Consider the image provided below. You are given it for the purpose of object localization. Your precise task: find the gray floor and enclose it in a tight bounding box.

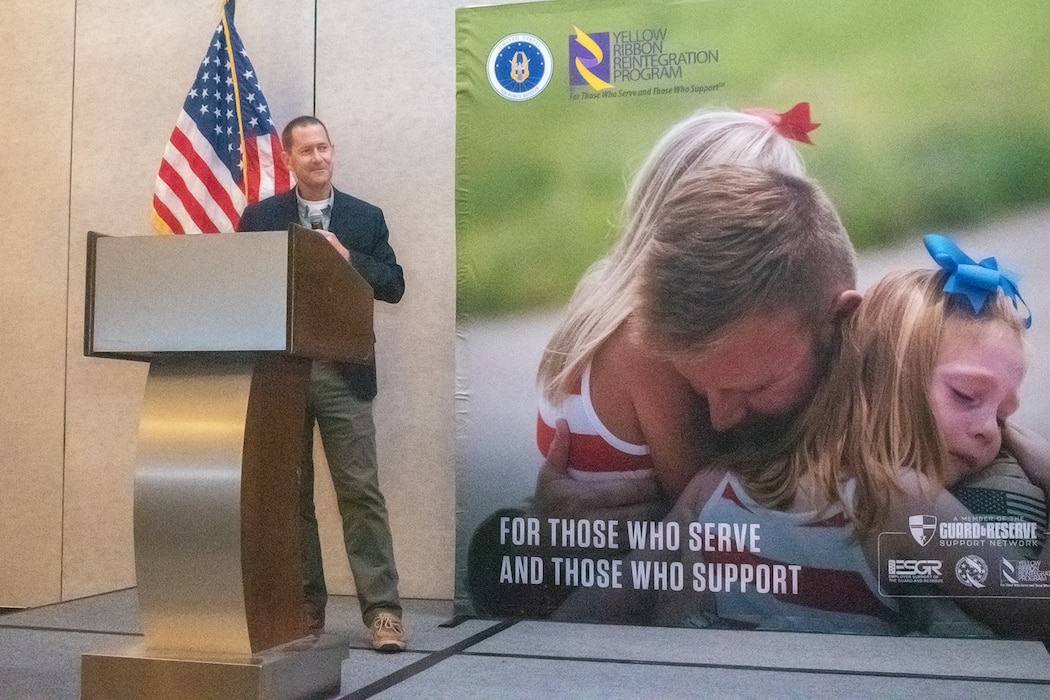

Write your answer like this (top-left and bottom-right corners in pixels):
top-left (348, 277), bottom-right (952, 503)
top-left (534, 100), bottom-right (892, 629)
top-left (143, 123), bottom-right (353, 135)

top-left (2, 590), bottom-right (1050, 698)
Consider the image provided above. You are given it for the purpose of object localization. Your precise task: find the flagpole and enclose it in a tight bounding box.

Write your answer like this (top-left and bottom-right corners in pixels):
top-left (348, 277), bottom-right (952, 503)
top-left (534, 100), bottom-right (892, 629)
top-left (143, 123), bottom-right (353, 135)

top-left (313, 0), bottom-right (318, 116)
top-left (221, 0), bottom-right (249, 198)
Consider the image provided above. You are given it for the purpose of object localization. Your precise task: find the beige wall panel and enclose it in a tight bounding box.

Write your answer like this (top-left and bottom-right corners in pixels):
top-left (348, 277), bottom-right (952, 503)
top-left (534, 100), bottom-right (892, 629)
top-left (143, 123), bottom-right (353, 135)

top-left (3, 0), bottom-right (462, 607)
top-left (62, 0), bottom-right (314, 600)
top-left (0, 1), bottom-right (76, 607)
top-left (309, 0), bottom-right (461, 601)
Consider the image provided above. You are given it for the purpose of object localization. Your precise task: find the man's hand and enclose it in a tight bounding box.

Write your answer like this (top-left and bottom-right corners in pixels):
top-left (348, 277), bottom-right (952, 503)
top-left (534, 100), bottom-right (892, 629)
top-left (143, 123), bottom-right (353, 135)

top-left (1004, 422), bottom-right (1050, 493)
top-left (532, 420), bottom-right (667, 523)
top-left (317, 229), bottom-right (350, 262)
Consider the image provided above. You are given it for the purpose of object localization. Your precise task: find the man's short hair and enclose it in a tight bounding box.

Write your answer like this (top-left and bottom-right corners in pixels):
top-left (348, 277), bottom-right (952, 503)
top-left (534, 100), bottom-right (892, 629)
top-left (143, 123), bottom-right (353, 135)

top-left (281, 115), bottom-right (330, 151)
top-left (636, 163), bottom-right (856, 354)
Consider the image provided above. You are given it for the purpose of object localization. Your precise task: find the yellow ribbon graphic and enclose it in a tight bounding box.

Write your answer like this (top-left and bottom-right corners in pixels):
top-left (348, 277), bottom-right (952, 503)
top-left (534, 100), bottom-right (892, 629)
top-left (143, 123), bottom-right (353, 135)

top-left (573, 27), bottom-right (613, 91)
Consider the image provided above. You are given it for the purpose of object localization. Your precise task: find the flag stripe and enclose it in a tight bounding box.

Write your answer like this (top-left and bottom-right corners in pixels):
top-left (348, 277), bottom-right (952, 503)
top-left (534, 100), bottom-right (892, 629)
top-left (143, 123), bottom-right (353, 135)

top-left (168, 119), bottom-right (241, 224)
top-left (244, 136), bottom-right (262, 203)
top-left (270, 133), bottom-right (290, 192)
top-left (156, 129), bottom-right (237, 233)
top-left (151, 194), bottom-right (180, 234)
top-left (157, 158), bottom-right (222, 233)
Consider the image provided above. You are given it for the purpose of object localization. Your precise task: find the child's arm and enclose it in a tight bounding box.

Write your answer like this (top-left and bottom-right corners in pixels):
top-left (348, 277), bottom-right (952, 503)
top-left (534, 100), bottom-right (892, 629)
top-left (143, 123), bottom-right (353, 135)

top-left (633, 363), bottom-right (708, 500)
top-left (589, 323), bottom-right (708, 500)
top-left (532, 323), bottom-right (712, 521)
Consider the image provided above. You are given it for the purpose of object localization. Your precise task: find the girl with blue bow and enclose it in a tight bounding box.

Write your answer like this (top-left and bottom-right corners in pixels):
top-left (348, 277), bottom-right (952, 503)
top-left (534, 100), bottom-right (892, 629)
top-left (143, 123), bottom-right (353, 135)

top-left (714, 233), bottom-right (1048, 636)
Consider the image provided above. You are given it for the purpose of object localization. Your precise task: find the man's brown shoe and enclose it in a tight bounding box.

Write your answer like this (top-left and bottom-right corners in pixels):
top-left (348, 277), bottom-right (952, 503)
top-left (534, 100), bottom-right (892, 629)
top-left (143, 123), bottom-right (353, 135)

top-left (369, 611), bottom-right (406, 652)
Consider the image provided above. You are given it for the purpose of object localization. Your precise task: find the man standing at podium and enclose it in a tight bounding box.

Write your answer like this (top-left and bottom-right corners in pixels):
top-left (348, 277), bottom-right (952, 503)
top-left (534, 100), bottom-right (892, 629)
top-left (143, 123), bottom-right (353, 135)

top-left (238, 115), bottom-right (407, 652)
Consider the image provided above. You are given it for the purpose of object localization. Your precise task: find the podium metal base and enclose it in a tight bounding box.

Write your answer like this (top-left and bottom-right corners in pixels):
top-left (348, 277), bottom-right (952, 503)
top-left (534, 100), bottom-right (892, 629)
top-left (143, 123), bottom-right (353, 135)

top-left (81, 634), bottom-right (349, 700)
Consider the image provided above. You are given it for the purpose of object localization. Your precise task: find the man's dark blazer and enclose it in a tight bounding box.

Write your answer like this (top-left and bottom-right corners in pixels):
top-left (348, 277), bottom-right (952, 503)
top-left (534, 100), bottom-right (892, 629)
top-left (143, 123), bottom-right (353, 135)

top-left (238, 188), bottom-right (405, 400)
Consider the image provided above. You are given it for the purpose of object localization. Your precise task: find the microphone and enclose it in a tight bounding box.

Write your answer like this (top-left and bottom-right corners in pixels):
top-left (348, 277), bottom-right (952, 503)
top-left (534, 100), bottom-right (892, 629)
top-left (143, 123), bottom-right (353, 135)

top-left (308, 213), bottom-right (324, 230)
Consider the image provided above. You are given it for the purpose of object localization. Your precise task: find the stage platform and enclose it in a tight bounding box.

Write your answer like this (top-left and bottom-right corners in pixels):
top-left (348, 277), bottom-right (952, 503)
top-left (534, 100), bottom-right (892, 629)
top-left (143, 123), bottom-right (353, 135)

top-left (2, 589), bottom-right (1049, 698)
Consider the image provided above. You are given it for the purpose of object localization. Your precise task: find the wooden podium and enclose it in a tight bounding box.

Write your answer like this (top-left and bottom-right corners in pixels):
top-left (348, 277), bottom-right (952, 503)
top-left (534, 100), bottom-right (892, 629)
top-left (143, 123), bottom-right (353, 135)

top-left (80, 226), bottom-right (373, 699)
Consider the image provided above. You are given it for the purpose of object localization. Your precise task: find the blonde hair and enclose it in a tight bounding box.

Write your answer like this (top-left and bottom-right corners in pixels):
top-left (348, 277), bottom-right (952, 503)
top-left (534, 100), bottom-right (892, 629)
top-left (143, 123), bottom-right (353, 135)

top-left (538, 107), bottom-right (809, 401)
top-left (755, 268), bottom-right (1028, 536)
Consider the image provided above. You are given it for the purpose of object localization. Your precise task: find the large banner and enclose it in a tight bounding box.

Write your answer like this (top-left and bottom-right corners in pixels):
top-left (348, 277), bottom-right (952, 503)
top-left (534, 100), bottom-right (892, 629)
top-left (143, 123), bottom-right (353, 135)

top-left (455, 0), bottom-right (1050, 638)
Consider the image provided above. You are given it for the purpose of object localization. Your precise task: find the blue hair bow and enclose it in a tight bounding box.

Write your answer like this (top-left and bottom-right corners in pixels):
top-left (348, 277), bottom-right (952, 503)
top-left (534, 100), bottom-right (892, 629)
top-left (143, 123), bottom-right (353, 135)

top-left (923, 233), bottom-right (1031, 328)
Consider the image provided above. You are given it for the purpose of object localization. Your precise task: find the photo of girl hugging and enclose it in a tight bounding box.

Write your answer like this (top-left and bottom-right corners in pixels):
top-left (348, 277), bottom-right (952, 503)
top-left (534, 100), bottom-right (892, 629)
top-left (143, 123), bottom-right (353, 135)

top-left (557, 234), bottom-right (1049, 638)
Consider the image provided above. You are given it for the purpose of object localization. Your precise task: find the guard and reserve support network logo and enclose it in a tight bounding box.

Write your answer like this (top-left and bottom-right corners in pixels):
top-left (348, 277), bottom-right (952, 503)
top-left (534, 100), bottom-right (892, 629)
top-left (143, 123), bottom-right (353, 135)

top-left (487, 33), bottom-right (553, 101)
top-left (909, 514), bottom-right (937, 547)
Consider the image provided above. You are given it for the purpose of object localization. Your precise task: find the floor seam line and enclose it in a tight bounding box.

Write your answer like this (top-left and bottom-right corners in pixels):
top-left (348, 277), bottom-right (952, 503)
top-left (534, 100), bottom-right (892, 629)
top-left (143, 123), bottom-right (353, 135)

top-left (458, 649), bottom-right (1050, 684)
top-left (0, 624), bottom-right (142, 637)
top-left (338, 618), bottom-right (519, 699)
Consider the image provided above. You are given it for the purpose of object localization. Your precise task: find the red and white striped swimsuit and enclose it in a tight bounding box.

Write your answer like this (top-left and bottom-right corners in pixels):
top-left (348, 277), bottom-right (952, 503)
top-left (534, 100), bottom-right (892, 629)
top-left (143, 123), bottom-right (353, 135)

top-left (537, 364), bottom-right (653, 480)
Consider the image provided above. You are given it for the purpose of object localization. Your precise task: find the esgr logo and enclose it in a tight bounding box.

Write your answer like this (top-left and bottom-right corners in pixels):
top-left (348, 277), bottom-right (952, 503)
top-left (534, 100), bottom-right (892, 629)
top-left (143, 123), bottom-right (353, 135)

top-left (487, 34), bottom-right (553, 101)
top-left (888, 560), bottom-right (942, 577)
top-left (887, 559), bottom-right (943, 584)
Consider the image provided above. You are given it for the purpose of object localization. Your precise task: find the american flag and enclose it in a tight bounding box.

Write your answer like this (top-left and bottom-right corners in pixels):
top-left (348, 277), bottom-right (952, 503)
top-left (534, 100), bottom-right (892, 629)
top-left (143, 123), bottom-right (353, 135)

top-left (151, 0), bottom-right (290, 234)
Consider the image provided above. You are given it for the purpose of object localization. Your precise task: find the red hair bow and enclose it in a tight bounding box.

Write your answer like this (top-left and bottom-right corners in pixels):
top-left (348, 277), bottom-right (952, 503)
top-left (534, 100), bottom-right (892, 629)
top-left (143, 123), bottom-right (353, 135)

top-left (743, 102), bottom-right (820, 144)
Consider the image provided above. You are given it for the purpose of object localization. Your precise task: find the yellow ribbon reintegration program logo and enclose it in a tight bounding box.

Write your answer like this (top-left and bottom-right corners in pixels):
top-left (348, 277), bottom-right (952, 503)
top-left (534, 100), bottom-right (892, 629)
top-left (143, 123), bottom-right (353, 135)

top-left (573, 26), bottom-right (613, 91)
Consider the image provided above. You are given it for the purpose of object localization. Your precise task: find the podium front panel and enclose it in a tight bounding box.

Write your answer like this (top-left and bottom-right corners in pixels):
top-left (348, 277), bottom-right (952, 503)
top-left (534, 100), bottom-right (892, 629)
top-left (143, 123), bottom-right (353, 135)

top-left (90, 232), bottom-right (290, 354)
